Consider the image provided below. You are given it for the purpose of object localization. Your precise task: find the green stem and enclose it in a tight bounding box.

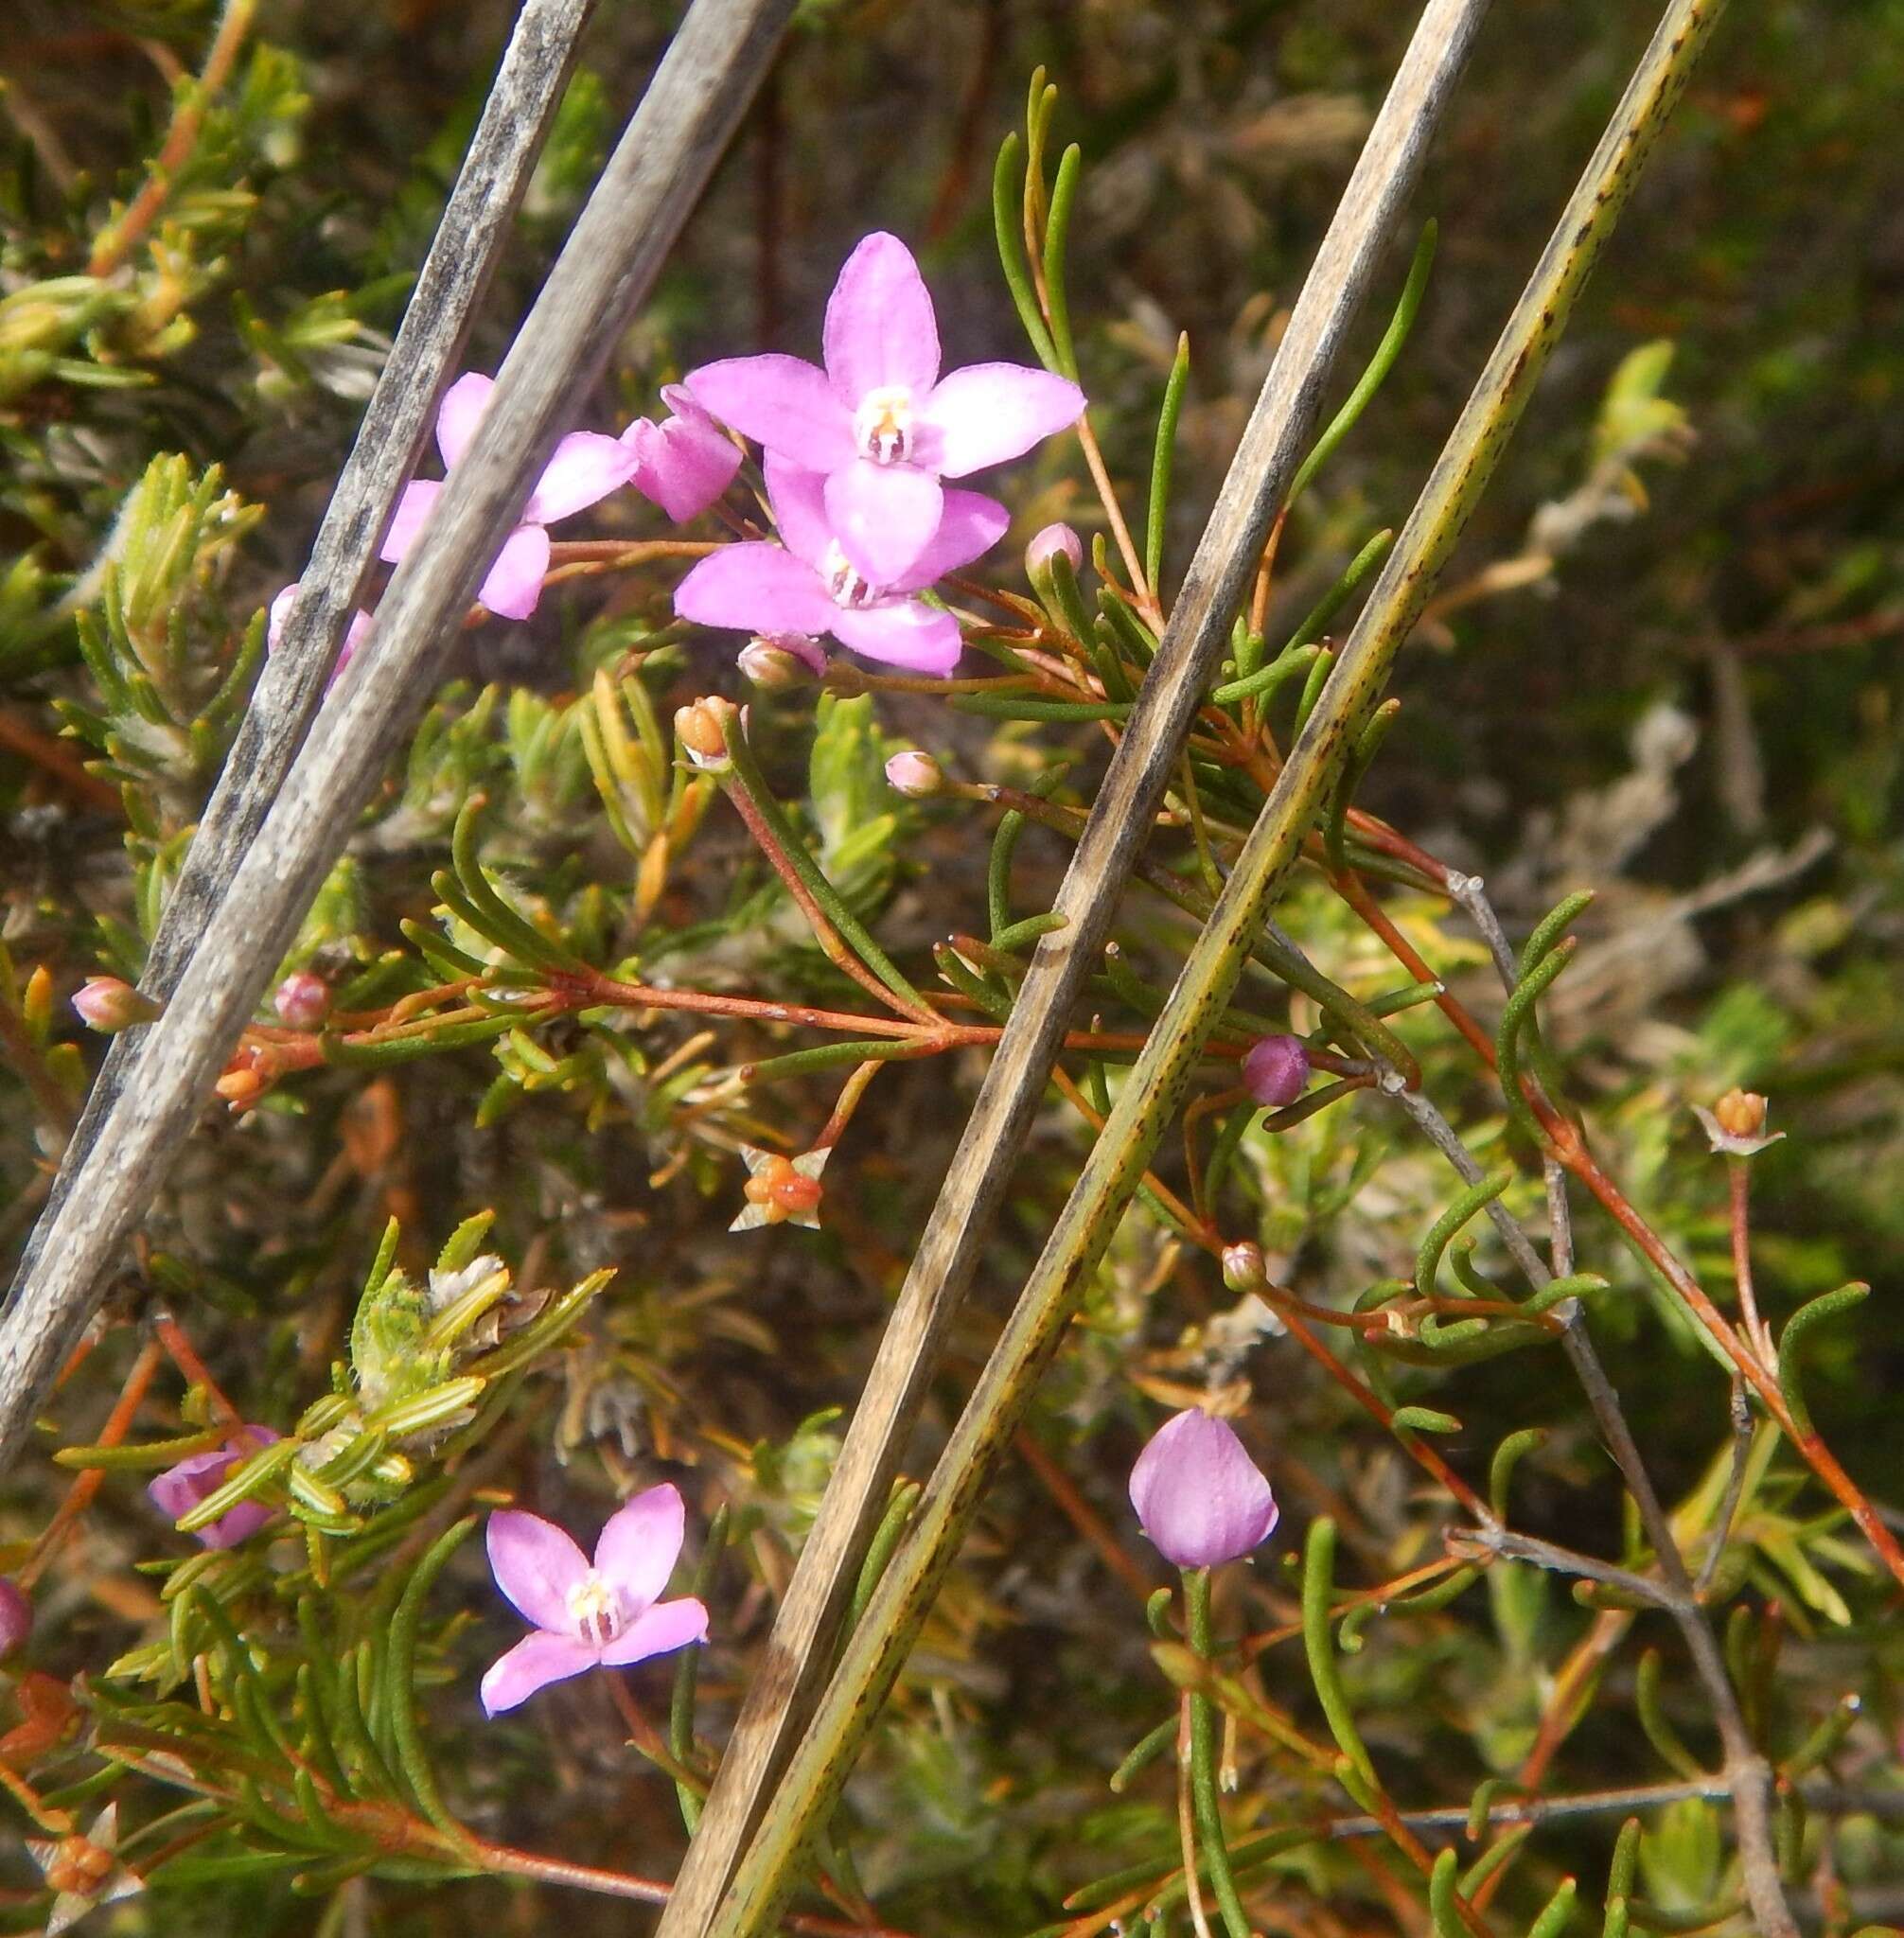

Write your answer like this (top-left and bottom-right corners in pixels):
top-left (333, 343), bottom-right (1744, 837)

top-left (1184, 1567), bottom-right (1252, 1938)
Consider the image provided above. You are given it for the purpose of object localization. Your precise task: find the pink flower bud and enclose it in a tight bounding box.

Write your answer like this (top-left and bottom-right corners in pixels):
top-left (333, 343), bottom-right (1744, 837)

top-left (273, 972), bottom-right (329, 1029)
top-left (148, 1426), bottom-right (283, 1549)
top-left (739, 634), bottom-right (825, 689)
top-left (1130, 1409), bottom-right (1278, 1570)
top-left (885, 750), bottom-right (943, 799)
top-left (72, 977), bottom-right (159, 1033)
top-left (1221, 1241), bottom-right (1266, 1293)
top-left (1027, 522), bottom-right (1084, 577)
top-left (0, 1579), bottom-right (31, 1658)
top-left (1243, 1034), bottom-right (1310, 1108)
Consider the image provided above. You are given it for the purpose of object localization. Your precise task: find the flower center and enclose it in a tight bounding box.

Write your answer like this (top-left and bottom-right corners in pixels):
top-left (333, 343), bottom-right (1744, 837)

top-left (821, 542), bottom-right (881, 609)
top-left (853, 384), bottom-right (915, 465)
top-left (566, 1571), bottom-right (626, 1647)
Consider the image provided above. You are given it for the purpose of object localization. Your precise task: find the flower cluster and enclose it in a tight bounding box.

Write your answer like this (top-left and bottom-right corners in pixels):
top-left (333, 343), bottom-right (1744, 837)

top-left (675, 232), bottom-right (1084, 676)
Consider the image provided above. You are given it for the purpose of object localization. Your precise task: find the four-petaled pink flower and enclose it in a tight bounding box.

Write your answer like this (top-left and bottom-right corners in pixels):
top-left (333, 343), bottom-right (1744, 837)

top-left (380, 372), bottom-right (635, 622)
top-left (674, 455), bottom-right (1006, 676)
top-left (1129, 1409), bottom-right (1278, 1570)
top-left (622, 385), bottom-right (744, 522)
top-left (148, 1425), bottom-right (282, 1550)
top-left (481, 1485), bottom-right (709, 1716)
top-left (686, 232), bottom-right (1084, 584)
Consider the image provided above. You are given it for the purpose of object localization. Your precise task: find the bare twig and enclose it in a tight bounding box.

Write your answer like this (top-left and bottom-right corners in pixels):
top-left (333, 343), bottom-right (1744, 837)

top-left (0, 0), bottom-right (794, 1470)
top-left (650, 12), bottom-right (1492, 1932)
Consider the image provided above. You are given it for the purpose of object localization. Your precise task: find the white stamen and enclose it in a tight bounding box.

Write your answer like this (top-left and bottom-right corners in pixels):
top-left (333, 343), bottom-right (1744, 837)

top-left (853, 384), bottom-right (915, 465)
top-left (566, 1572), bottom-right (626, 1647)
top-left (821, 542), bottom-right (880, 609)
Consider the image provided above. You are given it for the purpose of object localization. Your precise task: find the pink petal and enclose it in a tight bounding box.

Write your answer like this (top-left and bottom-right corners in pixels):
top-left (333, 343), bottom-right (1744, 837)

top-left (822, 233), bottom-right (939, 402)
top-left (335, 610), bottom-right (373, 679)
top-left (480, 1630), bottom-right (599, 1716)
top-left (527, 432), bottom-right (637, 525)
top-left (436, 372), bottom-right (494, 469)
top-left (148, 1426), bottom-right (282, 1549)
top-left (829, 599), bottom-right (963, 675)
top-left (486, 1509), bottom-right (590, 1633)
top-left (674, 543), bottom-right (837, 637)
top-left (379, 480), bottom-right (441, 565)
top-left (1129, 1410), bottom-right (1278, 1570)
top-left (685, 356), bottom-right (854, 471)
top-left (626, 392), bottom-right (744, 522)
top-left (921, 364), bottom-right (1085, 477)
top-left (478, 523), bottom-right (551, 621)
top-left (761, 455), bottom-right (835, 568)
top-left (823, 460), bottom-right (943, 586)
top-left (888, 486), bottom-right (1010, 592)
top-left (592, 1483), bottom-right (686, 1612)
top-left (598, 1596), bottom-right (709, 1668)
top-left (267, 586), bottom-right (297, 649)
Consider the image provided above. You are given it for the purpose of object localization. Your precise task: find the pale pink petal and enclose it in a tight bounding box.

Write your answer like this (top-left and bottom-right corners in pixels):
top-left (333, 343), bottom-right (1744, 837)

top-left (334, 610), bottom-right (373, 679)
top-left (829, 599), bottom-right (963, 675)
top-left (761, 455), bottom-right (835, 568)
top-left (436, 372), bottom-right (494, 469)
top-left (149, 1426), bottom-right (283, 1550)
top-left (888, 486), bottom-right (1010, 591)
top-left (822, 232), bottom-right (939, 402)
top-left (485, 1509), bottom-right (590, 1633)
top-left (480, 1630), bottom-right (599, 1716)
top-left (267, 586), bottom-right (297, 648)
top-left (921, 364), bottom-right (1085, 476)
top-left (674, 543), bottom-right (837, 637)
top-left (592, 1484), bottom-right (686, 1612)
top-left (379, 480), bottom-right (441, 565)
top-left (526, 432), bottom-right (637, 525)
top-left (1129, 1410), bottom-right (1278, 1569)
top-left (626, 391), bottom-right (744, 521)
top-left (478, 523), bottom-right (551, 621)
top-left (598, 1596), bottom-right (709, 1667)
top-left (823, 460), bottom-right (943, 586)
top-left (685, 356), bottom-right (854, 471)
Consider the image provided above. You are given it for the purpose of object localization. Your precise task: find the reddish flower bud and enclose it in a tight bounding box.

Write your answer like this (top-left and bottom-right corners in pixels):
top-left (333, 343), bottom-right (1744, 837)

top-left (273, 972), bottom-right (329, 1029)
top-left (1027, 522), bottom-right (1084, 577)
top-left (1243, 1034), bottom-right (1310, 1108)
top-left (739, 635), bottom-right (825, 689)
top-left (71, 977), bottom-right (159, 1033)
top-left (0, 1578), bottom-right (31, 1658)
top-left (1221, 1240), bottom-right (1267, 1293)
top-left (884, 750), bottom-right (944, 799)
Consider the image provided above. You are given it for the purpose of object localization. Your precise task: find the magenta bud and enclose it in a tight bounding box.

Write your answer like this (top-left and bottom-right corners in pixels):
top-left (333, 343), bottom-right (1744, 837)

top-left (1221, 1241), bottom-right (1266, 1293)
top-left (72, 977), bottom-right (159, 1033)
top-left (0, 1579), bottom-right (30, 1658)
top-left (148, 1426), bottom-right (284, 1549)
top-left (1027, 522), bottom-right (1084, 577)
top-left (1130, 1409), bottom-right (1278, 1569)
top-left (884, 750), bottom-right (944, 799)
top-left (739, 634), bottom-right (825, 689)
top-left (1243, 1034), bottom-right (1310, 1108)
top-left (273, 972), bottom-right (329, 1030)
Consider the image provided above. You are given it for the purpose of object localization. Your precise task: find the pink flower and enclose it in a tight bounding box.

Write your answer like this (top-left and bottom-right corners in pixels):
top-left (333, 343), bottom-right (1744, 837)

top-left (1243, 1034), bottom-right (1311, 1108)
top-left (379, 372), bottom-right (635, 622)
top-left (674, 454), bottom-right (1006, 676)
top-left (148, 1426), bottom-right (283, 1549)
top-left (622, 384), bottom-right (743, 521)
top-left (481, 1485), bottom-right (709, 1716)
top-left (267, 586), bottom-right (374, 684)
top-left (1129, 1410), bottom-right (1278, 1570)
top-left (685, 233), bottom-right (1084, 583)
